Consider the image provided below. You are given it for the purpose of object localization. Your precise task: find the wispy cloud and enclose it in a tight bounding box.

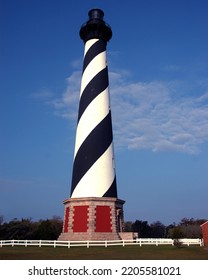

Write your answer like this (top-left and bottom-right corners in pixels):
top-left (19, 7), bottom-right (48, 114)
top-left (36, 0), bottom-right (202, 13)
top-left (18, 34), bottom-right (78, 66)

top-left (109, 73), bottom-right (208, 154)
top-left (39, 67), bottom-right (208, 154)
top-left (31, 88), bottom-right (54, 100)
top-left (51, 71), bottom-right (81, 120)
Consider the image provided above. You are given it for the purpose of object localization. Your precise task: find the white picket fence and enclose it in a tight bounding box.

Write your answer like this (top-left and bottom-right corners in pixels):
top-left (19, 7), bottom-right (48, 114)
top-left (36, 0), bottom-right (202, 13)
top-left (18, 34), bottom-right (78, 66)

top-left (0, 238), bottom-right (203, 248)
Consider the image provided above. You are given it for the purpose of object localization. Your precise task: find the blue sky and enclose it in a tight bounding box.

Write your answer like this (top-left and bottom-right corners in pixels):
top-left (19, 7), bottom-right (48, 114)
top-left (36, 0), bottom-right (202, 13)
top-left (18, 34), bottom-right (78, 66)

top-left (1, 0), bottom-right (207, 225)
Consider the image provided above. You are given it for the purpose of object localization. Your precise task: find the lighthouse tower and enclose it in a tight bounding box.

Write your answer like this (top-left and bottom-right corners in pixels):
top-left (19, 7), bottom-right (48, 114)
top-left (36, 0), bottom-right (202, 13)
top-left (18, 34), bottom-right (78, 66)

top-left (59, 9), bottom-right (125, 241)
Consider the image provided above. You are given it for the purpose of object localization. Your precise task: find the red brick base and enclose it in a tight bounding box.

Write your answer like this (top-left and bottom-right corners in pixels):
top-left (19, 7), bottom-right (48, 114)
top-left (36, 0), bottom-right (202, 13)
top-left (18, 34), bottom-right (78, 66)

top-left (201, 221), bottom-right (208, 246)
top-left (58, 197), bottom-right (125, 241)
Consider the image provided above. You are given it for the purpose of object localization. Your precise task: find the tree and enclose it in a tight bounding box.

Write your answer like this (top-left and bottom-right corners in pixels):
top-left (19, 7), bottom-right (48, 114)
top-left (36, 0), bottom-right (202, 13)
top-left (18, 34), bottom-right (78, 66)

top-left (132, 220), bottom-right (151, 237)
top-left (150, 221), bottom-right (166, 238)
top-left (181, 225), bottom-right (202, 238)
top-left (178, 218), bottom-right (206, 238)
top-left (35, 218), bottom-right (62, 240)
top-left (0, 218), bottom-right (38, 240)
top-left (167, 227), bottom-right (184, 239)
top-left (0, 216), bottom-right (63, 240)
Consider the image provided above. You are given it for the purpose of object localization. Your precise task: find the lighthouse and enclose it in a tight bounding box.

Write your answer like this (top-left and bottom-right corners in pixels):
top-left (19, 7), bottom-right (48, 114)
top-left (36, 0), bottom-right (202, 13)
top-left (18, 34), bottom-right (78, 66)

top-left (59, 9), bottom-right (125, 241)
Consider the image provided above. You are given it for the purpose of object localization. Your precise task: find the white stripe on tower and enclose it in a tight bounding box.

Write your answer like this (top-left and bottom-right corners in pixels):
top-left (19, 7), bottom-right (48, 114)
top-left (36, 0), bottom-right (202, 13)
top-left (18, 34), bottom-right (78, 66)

top-left (80, 40), bottom-right (106, 95)
top-left (74, 88), bottom-right (109, 156)
top-left (70, 9), bottom-right (117, 198)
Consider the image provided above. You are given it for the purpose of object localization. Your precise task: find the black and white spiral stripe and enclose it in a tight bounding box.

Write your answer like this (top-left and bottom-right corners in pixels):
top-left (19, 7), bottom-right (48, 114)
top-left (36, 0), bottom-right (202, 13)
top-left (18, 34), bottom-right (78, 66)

top-left (70, 38), bottom-right (117, 198)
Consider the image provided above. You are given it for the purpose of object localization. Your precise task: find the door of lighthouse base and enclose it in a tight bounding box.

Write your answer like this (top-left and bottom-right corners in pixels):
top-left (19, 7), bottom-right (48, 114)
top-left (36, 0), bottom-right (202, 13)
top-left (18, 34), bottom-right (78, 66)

top-left (58, 197), bottom-right (125, 241)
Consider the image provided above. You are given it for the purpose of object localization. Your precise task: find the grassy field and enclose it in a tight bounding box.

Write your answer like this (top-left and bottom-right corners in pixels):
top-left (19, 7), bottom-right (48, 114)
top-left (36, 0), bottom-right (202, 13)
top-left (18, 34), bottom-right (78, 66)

top-left (0, 245), bottom-right (207, 260)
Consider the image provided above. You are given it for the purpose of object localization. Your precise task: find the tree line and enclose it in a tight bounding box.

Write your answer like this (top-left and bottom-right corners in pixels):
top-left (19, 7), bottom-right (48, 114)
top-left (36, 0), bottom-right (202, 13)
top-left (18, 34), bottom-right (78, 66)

top-left (0, 215), bottom-right (206, 240)
top-left (124, 218), bottom-right (206, 239)
top-left (0, 216), bottom-right (62, 240)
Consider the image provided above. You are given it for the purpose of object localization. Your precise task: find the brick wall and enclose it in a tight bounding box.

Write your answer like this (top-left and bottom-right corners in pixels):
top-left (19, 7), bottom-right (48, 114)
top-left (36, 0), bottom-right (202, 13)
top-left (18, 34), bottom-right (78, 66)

top-left (201, 221), bottom-right (208, 246)
top-left (63, 207), bottom-right (69, 233)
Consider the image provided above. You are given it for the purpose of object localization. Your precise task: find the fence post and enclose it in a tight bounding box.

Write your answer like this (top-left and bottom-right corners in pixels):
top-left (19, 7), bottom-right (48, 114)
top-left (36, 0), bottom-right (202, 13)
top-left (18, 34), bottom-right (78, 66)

top-left (39, 240), bottom-right (41, 247)
top-left (156, 239), bottom-right (158, 246)
top-left (122, 240), bottom-right (125, 247)
top-left (68, 241), bottom-right (70, 248)
top-left (0, 240), bottom-right (2, 247)
top-left (105, 240), bottom-right (107, 248)
top-left (87, 241), bottom-right (89, 248)
top-left (140, 239), bottom-right (142, 247)
top-left (54, 240), bottom-right (56, 248)
top-left (12, 240), bottom-right (14, 247)
top-left (25, 240), bottom-right (27, 247)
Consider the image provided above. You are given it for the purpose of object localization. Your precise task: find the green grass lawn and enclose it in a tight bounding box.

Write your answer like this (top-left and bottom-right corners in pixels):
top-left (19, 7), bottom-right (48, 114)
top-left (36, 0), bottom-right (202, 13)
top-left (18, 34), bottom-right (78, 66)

top-left (0, 245), bottom-right (207, 260)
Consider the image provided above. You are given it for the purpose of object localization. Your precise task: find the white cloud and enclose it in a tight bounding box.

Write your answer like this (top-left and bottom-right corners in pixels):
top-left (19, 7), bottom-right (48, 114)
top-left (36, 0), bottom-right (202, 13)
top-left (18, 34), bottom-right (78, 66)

top-left (50, 71), bottom-right (81, 120)
top-left (49, 69), bottom-right (208, 154)
top-left (31, 89), bottom-right (54, 100)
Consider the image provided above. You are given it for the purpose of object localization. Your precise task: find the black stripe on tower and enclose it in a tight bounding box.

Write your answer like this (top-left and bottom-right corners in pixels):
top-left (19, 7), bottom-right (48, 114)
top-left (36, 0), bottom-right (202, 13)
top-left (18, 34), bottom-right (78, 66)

top-left (78, 67), bottom-right (109, 122)
top-left (71, 112), bottom-right (114, 195)
top-left (82, 40), bottom-right (106, 73)
top-left (103, 177), bottom-right (117, 197)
